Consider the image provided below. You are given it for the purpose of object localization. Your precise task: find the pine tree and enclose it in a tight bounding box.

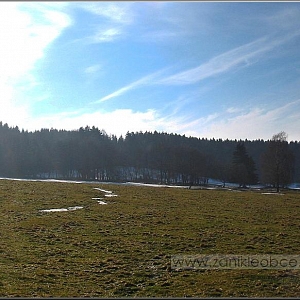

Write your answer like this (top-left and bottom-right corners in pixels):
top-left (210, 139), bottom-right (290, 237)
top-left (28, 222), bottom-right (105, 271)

top-left (231, 142), bottom-right (258, 187)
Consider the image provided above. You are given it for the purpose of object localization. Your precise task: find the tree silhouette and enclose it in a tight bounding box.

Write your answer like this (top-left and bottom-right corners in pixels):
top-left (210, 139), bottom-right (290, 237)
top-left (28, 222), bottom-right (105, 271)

top-left (231, 142), bottom-right (258, 187)
top-left (0, 122), bottom-right (298, 186)
top-left (261, 132), bottom-right (295, 192)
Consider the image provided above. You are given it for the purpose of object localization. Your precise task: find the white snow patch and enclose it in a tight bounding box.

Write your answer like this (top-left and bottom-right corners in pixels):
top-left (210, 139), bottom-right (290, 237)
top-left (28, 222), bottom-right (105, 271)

top-left (67, 206), bottom-right (84, 211)
top-left (40, 208), bottom-right (69, 212)
top-left (43, 179), bottom-right (83, 184)
top-left (288, 183), bottom-right (300, 190)
top-left (0, 177), bottom-right (84, 184)
top-left (125, 182), bottom-right (188, 188)
top-left (93, 188), bottom-right (113, 194)
top-left (261, 193), bottom-right (284, 195)
top-left (2, 177), bottom-right (300, 191)
top-left (40, 206), bottom-right (83, 212)
top-left (0, 177), bottom-right (40, 182)
top-left (91, 197), bottom-right (108, 204)
top-left (97, 201), bottom-right (107, 205)
top-left (93, 187), bottom-right (118, 198)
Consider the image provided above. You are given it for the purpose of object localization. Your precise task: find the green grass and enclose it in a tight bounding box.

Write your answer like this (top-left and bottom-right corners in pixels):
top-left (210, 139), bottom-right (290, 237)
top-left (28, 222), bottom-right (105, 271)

top-left (0, 179), bottom-right (300, 297)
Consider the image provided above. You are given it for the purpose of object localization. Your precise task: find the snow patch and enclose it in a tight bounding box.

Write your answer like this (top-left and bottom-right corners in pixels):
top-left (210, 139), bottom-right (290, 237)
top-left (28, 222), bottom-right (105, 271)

top-left (43, 179), bottom-right (83, 184)
top-left (261, 193), bottom-right (284, 195)
top-left (40, 206), bottom-right (83, 212)
top-left (2, 177), bottom-right (300, 190)
top-left (91, 196), bottom-right (108, 204)
top-left (125, 182), bottom-right (188, 188)
top-left (288, 183), bottom-right (300, 190)
top-left (93, 188), bottom-right (113, 194)
top-left (97, 201), bottom-right (107, 205)
top-left (40, 208), bottom-right (69, 212)
top-left (93, 187), bottom-right (118, 198)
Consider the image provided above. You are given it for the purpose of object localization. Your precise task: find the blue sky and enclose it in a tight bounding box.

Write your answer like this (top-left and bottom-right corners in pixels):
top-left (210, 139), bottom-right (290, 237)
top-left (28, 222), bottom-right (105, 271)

top-left (1, 2), bottom-right (300, 141)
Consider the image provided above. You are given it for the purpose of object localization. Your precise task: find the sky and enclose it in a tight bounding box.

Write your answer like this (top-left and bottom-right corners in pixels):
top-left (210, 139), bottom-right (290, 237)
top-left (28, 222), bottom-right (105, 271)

top-left (1, 1), bottom-right (300, 141)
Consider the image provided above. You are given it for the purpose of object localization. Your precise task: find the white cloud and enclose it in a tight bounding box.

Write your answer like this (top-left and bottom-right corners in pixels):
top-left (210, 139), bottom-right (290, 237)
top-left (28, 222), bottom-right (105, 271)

top-left (122, 99), bottom-right (300, 141)
top-left (0, 83), bottom-right (30, 127)
top-left (10, 96), bottom-right (300, 142)
top-left (226, 107), bottom-right (242, 114)
top-left (78, 2), bottom-right (134, 44)
top-left (22, 108), bottom-right (165, 137)
top-left (0, 3), bottom-right (71, 126)
top-left (90, 27), bottom-right (122, 43)
top-left (199, 100), bottom-right (300, 141)
top-left (0, 3), bottom-right (71, 80)
top-left (84, 64), bottom-right (102, 74)
top-left (136, 2), bottom-right (216, 43)
top-left (158, 113), bottom-right (220, 138)
top-left (80, 2), bottom-right (134, 25)
top-left (94, 67), bottom-right (171, 103)
top-left (92, 29), bottom-right (300, 105)
top-left (158, 30), bottom-right (300, 85)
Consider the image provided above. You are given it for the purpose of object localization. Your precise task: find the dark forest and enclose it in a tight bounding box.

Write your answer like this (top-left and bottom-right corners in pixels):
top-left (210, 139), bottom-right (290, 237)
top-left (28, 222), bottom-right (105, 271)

top-left (0, 122), bottom-right (299, 186)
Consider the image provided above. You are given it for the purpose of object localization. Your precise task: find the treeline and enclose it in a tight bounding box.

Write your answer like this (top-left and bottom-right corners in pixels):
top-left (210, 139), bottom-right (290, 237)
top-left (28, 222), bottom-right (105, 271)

top-left (0, 122), bottom-right (299, 186)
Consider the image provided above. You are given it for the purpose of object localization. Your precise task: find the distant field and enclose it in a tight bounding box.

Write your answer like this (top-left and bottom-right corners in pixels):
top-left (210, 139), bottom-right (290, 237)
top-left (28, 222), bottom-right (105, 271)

top-left (0, 179), bottom-right (300, 297)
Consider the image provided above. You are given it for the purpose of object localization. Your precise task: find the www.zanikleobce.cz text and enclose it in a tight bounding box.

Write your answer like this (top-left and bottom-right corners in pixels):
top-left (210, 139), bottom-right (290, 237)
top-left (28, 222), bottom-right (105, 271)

top-left (171, 255), bottom-right (300, 269)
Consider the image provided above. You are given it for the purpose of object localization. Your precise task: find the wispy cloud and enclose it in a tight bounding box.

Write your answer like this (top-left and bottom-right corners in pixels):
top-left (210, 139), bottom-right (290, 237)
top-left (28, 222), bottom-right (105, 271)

top-left (137, 2), bottom-right (217, 43)
top-left (78, 2), bottom-right (134, 44)
top-left (200, 99), bottom-right (300, 141)
top-left (147, 99), bottom-right (300, 141)
top-left (263, 6), bottom-right (300, 31)
top-left (90, 27), bottom-right (122, 43)
top-left (93, 29), bottom-right (300, 104)
top-left (93, 67), bottom-right (171, 103)
top-left (158, 30), bottom-right (300, 85)
top-left (226, 107), bottom-right (243, 114)
top-left (0, 2), bottom-right (71, 127)
top-left (171, 113), bottom-right (220, 135)
top-left (80, 2), bottom-right (134, 25)
top-left (84, 64), bottom-right (102, 75)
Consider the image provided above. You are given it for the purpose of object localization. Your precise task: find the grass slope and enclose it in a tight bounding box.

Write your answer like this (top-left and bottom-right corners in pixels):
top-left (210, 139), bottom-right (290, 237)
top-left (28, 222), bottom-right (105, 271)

top-left (0, 179), bottom-right (299, 297)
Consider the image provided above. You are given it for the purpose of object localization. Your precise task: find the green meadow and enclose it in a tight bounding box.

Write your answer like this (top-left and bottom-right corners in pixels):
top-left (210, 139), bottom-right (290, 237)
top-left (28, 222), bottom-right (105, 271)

top-left (0, 179), bottom-right (300, 297)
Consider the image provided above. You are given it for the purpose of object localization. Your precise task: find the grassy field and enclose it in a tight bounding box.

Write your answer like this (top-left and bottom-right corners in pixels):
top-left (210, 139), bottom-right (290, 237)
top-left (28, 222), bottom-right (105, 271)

top-left (0, 179), bottom-right (300, 297)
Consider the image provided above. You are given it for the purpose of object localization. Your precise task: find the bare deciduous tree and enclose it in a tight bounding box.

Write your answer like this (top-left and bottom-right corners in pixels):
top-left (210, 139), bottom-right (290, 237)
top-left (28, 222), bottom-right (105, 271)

top-left (261, 131), bottom-right (295, 192)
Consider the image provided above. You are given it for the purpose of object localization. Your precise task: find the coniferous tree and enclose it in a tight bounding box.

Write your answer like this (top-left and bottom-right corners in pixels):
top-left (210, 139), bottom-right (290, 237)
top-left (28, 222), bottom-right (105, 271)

top-left (231, 142), bottom-right (258, 187)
